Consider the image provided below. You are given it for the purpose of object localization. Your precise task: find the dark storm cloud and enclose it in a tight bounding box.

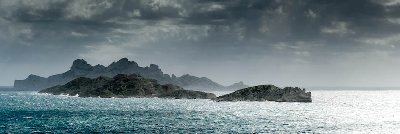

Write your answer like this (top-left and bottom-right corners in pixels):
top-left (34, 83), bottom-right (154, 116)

top-left (181, 0), bottom-right (400, 40)
top-left (2, 0), bottom-right (399, 42)
top-left (1, 0), bottom-right (400, 86)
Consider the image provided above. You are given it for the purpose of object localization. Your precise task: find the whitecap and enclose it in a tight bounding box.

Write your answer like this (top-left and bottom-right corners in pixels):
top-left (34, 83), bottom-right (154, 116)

top-left (23, 116), bottom-right (33, 119)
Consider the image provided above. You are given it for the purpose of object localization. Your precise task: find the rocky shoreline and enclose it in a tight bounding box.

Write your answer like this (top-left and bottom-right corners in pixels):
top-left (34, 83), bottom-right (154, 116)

top-left (39, 74), bottom-right (216, 99)
top-left (40, 74), bottom-right (311, 102)
top-left (213, 85), bottom-right (312, 102)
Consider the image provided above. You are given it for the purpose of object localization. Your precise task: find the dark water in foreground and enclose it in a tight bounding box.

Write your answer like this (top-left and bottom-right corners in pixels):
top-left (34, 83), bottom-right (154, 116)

top-left (1, 91), bottom-right (400, 133)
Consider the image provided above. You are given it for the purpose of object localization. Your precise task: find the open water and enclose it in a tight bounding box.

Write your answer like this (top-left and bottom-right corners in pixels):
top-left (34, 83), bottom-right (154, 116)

top-left (0, 90), bottom-right (400, 133)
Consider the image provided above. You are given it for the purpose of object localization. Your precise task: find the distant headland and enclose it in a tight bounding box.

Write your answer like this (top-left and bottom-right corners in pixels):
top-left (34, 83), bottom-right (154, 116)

top-left (14, 58), bottom-right (248, 91)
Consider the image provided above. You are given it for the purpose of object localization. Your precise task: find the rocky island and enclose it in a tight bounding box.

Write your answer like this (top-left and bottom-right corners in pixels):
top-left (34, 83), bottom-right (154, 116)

top-left (16, 58), bottom-right (246, 91)
top-left (39, 74), bottom-right (216, 99)
top-left (213, 85), bottom-right (312, 102)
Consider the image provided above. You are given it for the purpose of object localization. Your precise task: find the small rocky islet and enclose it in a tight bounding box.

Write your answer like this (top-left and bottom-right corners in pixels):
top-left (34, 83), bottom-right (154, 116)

top-left (39, 74), bottom-right (312, 102)
top-left (213, 85), bottom-right (312, 102)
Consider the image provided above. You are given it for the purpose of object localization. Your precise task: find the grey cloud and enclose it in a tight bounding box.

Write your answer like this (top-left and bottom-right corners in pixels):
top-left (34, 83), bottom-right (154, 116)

top-left (0, 0), bottom-right (400, 86)
top-left (2, 0), bottom-right (399, 42)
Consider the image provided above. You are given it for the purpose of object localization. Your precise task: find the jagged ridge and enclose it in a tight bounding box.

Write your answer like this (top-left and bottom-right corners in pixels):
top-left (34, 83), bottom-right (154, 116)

top-left (15, 58), bottom-right (236, 91)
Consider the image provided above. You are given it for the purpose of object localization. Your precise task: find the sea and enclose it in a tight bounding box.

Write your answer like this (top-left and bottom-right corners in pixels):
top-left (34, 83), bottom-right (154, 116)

top-left (1, 89), bottom-right (400, 133)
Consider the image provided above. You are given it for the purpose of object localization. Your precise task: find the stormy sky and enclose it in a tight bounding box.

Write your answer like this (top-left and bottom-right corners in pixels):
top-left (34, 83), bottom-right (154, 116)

top-left (1, 0), bottom-right (400, 87)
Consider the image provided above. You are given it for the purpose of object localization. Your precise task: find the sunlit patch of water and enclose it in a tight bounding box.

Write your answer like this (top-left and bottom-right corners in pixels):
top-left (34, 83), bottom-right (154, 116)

top-left (0, 90), bottom-right (400, 133)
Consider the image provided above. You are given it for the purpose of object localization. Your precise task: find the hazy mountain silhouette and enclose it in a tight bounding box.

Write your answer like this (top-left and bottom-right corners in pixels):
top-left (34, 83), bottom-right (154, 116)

top-left (14, 58), bottom-right (247, 91)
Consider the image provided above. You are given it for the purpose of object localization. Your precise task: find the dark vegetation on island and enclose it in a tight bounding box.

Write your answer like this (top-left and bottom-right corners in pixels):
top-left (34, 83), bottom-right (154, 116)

top-left (16, 58), bottom-right (248, 91)
top-left (213, 85), bottom-right (312, 102)
top-left (39, 74), bottom-right (217, 99)
top-left (39, 74), bottom-right (312, 102)
top-left (14, 58), bottom-right (310, 102)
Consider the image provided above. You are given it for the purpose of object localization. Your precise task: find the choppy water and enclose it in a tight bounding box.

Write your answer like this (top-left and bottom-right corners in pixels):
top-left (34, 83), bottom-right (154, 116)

top-left (1, 90), bottom-right (400, 133)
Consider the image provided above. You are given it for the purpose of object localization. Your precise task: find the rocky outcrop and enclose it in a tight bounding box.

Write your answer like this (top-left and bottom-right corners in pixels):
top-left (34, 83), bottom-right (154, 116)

top-left (15, 58), bottom-right (226, 91)
top-left (174, 74), bottom-right (225, 90)
top-left (39, 74), bottom-right (216, 99)
top-left (226, 81), bottom-right (249, 90)
top-left (213, 85), bottom-right (312, 102)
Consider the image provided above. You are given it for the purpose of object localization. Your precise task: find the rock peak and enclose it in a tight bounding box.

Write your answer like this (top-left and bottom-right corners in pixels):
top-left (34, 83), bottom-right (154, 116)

top-left (149, 64), bottom-right (159, 69)
top-left (118, 58), bottom-right (129, 63)
top-left (72, 59), bottom-right (87, 63)
top-left (109, 58), bottom-right (138, 67)
top-left (226, 81), bottom-right (249, 90)
top-left (27, 74), bottom-right (45, 79)
top-left (71, 59), bottom-right (93, 72)
top-left (72, 59), bottom-right (88, 67)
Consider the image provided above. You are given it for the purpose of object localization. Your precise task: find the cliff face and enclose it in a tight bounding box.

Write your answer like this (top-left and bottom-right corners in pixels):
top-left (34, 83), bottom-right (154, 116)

top-left (213, 85), bottom-right (312, 102)
top-left (14, 58), bottom-right (227, 91)
top-left (39, 74), bottom-right (216, 99)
